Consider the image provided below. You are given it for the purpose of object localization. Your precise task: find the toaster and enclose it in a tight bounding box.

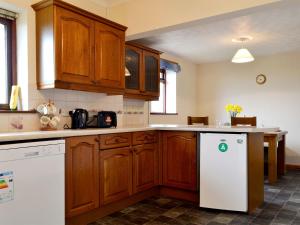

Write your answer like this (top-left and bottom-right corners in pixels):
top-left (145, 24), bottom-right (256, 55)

top-left (97, 111), bottom-right (117, 128)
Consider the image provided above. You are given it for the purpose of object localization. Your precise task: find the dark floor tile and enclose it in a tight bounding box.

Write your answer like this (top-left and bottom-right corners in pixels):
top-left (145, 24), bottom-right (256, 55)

top-left (163, 206), bottom-right (188, 218)
top-left (229, 215), bottom-right (254, 225)
top-left (93, 171), bottom-right (300, 225)
top-left (176, 214), bottom-right (210, 224)
top-left (153, 215), bottom-right (172, 223)
top-left (251, 217), bottom-right (272, 225)
top-left (212, 213), bottom-right (235, 224)
top-left (207, 222), bottom-right (224, 225)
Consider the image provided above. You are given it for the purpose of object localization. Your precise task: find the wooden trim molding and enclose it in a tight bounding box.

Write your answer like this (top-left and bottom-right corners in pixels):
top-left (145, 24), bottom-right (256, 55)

top-left (32, 0), bottom-right (127, 31)
top-left (286, 164), bottom-right (300, 171)
top-left (126, 41), bottom-right (163, 55)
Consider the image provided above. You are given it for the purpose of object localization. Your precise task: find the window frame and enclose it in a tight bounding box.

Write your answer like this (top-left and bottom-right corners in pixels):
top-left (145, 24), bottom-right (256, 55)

top-left (0, 17), bottom-right (17, 110)
top-left (150, 69), bottom-right (178, 115)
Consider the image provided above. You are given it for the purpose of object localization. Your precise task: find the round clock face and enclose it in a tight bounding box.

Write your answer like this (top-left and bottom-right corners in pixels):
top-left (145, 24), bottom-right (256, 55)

top-left (256, 74), bottom-right (266, 85)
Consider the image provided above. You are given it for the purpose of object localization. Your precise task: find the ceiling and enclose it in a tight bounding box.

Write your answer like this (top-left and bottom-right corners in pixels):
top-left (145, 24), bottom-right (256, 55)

top-left (91, 0), bottom-right (130, 7)
top-left (134, 0), bottom-right (300, 64)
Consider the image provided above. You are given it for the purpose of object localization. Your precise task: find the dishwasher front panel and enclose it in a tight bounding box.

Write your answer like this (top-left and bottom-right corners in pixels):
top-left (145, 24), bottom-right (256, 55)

top-left (0, 141), bottom-right (65, 225)
top-left (199, 133), bottom-right (247, 212)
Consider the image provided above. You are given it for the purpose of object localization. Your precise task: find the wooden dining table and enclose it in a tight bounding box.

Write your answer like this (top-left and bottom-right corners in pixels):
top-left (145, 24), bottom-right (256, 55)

top-left (264, 130), bottom-right (288, 184)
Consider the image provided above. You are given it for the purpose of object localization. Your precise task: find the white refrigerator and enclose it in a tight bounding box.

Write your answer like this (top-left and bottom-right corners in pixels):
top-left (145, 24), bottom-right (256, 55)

top-left (200, 133), bottom-right (248, 212)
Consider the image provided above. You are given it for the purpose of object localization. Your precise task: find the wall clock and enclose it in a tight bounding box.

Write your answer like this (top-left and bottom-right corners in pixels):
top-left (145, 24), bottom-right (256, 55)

top-left (256, 74), bottom-right (266, 85)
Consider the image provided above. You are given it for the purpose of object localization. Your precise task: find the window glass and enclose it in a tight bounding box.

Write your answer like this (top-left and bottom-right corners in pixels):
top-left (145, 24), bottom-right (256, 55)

top-left (166, 70), bottom-right (176, 113)
top-left (0, 23), bottom-right (8, 104)
top-left (150, 69), bottom-right (177, 114)
top-left (150, 82), bottom-right (165, 113)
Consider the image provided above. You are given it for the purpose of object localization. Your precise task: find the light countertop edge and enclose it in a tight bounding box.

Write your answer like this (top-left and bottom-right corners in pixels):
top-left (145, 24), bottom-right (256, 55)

top-left (0, 125), bottom-right (279, 143)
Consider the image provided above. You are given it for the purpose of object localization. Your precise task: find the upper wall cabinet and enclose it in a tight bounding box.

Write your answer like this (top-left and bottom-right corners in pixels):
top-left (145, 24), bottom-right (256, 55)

top-left (125, 42), bottom-right (161, 101)
top-left (32, 0), bottom-right (127, 94)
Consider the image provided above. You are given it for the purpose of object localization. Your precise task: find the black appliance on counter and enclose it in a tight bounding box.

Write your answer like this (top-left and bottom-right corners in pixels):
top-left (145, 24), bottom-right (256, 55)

top-left (69, 108), bottom-right (88, 129)
top-left (97, 111), bottom-right (117, 128)
top-left (86, 111), bottom-right (117, 128)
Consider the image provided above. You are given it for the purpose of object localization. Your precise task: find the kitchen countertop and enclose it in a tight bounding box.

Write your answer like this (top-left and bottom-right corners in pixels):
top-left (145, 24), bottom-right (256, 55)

top-left (0, 124), bottom-right (279, 143)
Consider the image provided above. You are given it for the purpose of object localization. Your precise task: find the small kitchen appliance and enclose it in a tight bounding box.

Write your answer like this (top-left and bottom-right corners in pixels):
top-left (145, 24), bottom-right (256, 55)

top-left (97, 111), bottom-right (117, 128)
top-left (69, 108), bottom-right (88, 129)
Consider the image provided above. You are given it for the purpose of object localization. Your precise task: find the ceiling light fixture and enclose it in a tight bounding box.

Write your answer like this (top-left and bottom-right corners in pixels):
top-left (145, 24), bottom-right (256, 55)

top-left (125, 67), bottom-right (131, 76)
top-left (231, 36), bottom-right (255, 63)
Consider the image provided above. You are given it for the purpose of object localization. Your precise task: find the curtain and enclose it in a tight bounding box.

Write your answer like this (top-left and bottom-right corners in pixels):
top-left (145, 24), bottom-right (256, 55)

top-left (160, 58), bottom-right (181, 73)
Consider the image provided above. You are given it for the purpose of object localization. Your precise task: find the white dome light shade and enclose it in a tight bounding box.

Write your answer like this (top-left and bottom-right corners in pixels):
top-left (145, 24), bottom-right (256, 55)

top-left (125, 67), bottom-right (131, 76)
top-left (231, 48), bottom-right (255, 63)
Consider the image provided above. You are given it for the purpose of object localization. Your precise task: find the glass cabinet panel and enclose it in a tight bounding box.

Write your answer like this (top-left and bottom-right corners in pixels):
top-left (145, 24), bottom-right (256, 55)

top-left (125, 48), bottom-right (140, 90)
top-left (144, 55), bottom-right (159, 93)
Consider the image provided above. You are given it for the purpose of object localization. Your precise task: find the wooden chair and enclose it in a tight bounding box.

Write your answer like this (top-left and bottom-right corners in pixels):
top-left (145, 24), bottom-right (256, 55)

top-left (231, 117), bottom-right (257, 126)
top-left (187, 116), bottom-right (209, 125)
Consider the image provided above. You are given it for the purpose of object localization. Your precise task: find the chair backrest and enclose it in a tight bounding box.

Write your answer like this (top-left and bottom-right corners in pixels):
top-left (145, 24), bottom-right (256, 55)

top-left (231, 117), bottom-right (257, 126)
top-left (187, 116), bottom-right (209, 125)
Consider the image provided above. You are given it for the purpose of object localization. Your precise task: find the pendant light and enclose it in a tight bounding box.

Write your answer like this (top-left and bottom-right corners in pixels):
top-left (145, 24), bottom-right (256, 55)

top-left (125, 67), bottom-right (131, 76)
top-left (231, 36), bottom-right (254, 63)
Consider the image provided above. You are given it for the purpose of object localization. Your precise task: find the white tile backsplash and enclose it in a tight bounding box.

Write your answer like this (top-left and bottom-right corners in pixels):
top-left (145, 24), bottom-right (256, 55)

top-left (0, 88), bottom-right (149, 132)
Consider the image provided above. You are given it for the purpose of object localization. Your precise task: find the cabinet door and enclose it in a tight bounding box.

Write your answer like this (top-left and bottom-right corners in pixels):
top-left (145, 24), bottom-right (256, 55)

top-left (55, 7), bottom-right (94, 84)
top-left (133, 143), bottom-right (159, 193)
top-left (94, 22), bottom-right (125, 89)
top-left (142, 51), bottom-right (160, 96)
top-left (125, 45), bottom-right (142, 94)
top-left (100, 147), bottom-right (132, 205)
top-left (65, 136), bottom-right (99, 217)
top-left (162, 132), bottom-right (197, 191)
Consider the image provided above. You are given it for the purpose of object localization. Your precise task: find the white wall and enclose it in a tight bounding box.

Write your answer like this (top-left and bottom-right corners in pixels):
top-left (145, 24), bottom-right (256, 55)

top-left (197, 51), bottom-right (300, 164)
top-left (149, 53), bottom-right (198, 125)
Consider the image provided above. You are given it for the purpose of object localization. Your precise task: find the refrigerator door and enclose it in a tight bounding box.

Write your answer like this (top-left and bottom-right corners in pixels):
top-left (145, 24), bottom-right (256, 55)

top-left (200, 133), bottom-right (247, 212)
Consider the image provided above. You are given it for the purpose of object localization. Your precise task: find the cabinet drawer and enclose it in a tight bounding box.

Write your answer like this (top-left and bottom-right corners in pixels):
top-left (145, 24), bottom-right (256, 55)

top-left (100, 133), bottom-right (132, 150)
top-left (132, 131), bottom-right (158, 145)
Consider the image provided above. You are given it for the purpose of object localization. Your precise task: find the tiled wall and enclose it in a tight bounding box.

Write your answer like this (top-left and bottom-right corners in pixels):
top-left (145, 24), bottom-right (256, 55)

top-left (0, 87), bottom-right (148, 132)
top-left (123, 99), bottom-right (148, 127)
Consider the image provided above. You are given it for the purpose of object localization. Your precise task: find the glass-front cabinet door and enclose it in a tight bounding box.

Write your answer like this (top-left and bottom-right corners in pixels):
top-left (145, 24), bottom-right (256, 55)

top-left (125, 45), bottom-right (142, 94)
top-left (143, 51), bottom-right (160, 97)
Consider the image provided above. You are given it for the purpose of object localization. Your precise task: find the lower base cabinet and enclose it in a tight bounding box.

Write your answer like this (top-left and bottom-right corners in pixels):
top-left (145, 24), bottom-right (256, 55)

top-left (65, 131), bottom-right (196, 222)
top-left (100, 147), bottom-right (133, 205)
top-left (133, 143), bottom-right (159, 193)
top-left (162, 131), bottom-right (197, 191)
top-left (65, 136), bottom-right (99, 218)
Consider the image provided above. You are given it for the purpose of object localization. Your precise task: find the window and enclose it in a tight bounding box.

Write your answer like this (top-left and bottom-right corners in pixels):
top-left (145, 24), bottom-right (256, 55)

top-left (150, 69), bottom-right (177, 114)
top-left (0, 11), bottom-right (17, 110)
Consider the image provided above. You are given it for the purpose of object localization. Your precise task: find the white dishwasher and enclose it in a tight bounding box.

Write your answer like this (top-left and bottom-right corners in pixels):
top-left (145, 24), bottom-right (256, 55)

top-left (200, 133), bottom-right (247, 212)
top-left (0, 139), bottom-right (65, 225)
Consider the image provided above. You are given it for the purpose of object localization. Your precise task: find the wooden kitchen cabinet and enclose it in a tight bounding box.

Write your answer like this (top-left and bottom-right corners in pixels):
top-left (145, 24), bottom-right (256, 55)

top-left (55, 7), bottom-right (95, 85)
top-left (125, 42), bottom-right (161, 100)
top-left (32, 0), bottom-right (126, 94)
top-left (143, 51), bottom-right (160, 96)
top-left (100, 147), bottom-right (133, 205)
top-left (125, 45), bottom-right (142, 95)
top-left (162, 131), bottom-right (197, 191)
top-left (65, 136), bottom-right (99, 218)
top-left (132, 143), bottom-right (159, 193)
top-left (94, 22), bottom-right (125, 89)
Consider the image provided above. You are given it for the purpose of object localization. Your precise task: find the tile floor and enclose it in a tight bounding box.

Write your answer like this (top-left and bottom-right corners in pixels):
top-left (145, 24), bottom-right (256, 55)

top-left (90, 171), bottom-right (300, 225)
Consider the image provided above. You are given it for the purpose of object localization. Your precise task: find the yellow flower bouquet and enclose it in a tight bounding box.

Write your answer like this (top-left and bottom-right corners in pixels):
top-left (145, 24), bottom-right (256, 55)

top-left (225, 104), bottom-right (243, 117)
